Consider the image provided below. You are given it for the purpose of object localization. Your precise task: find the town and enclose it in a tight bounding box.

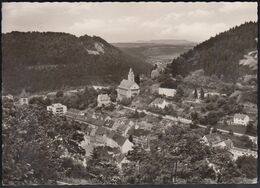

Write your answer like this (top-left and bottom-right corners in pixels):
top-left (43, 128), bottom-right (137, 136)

top-left (2, 64), bottom-right (258, 184)
top-left (2, 2), bottom-right (258, 185)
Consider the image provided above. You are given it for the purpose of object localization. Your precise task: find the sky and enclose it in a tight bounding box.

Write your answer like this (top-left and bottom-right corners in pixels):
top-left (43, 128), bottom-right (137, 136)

top-left (2, 2), bottom-right (257, 43)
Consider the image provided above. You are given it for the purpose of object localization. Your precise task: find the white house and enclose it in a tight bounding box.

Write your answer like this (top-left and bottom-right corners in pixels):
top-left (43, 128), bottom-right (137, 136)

top-left (233, 113), bottom-right (250, 126)
top-left (158, 88), bottom-right (176, 97)
top-left (117, 68), bottom-right (140, 100)
top-left (47, 103), bottom-right (67, 115)
top-left (205, 92), bottom-right (220, 97)
top-left (93, 85), bottom-right (109, 90)
top-left (150, 98), bottom-right (170, 109)
top-left (97, 94), bottom-right (111, 107)
top-left (230, 147), bottom-right (257, 160)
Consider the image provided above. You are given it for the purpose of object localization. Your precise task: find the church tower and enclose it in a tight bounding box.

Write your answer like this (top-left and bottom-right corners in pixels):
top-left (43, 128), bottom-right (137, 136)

top-left (128, 68), bottom-right (135, 82)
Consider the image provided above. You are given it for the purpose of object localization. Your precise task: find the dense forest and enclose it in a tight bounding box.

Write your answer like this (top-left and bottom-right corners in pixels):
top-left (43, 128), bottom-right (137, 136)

top-left (166, 22), bottom-right (257, 82)
top-left (2, 31), bottom-right (151, 95)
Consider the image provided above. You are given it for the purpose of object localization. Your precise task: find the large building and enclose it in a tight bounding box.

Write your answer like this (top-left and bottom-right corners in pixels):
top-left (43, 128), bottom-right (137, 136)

top-left (18, 89), bottom-right (29, 105)
top-left (150, 98), bottom-right (170, 109)
top-left (158, 88), bottom-right (176, 98)
top-left (47, 103), bottom-right (67, 115)
top-left (233, 113), bottom-right (250, 126)
top-left (117, 68), bottom-right (140, 100)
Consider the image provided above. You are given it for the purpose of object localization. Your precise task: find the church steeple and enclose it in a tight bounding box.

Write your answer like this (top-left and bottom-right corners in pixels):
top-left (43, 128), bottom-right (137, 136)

top-left (128, 68), bottom-right (135, 82)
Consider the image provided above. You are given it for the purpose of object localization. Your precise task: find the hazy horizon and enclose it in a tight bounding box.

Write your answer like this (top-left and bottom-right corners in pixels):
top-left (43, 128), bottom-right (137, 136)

top-left (2, 2), bottom-right (257, 43)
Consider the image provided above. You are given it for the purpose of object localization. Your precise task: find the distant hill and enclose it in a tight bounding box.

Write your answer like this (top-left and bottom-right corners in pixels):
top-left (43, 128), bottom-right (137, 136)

top-left (2, 31), bottom-right (151, 94)
top-left (112, 40), bottom-right (196, 65)
top-left (166, 21), bottom-right (257, 82)
top-left (135, 39), bottom-right (197, 46)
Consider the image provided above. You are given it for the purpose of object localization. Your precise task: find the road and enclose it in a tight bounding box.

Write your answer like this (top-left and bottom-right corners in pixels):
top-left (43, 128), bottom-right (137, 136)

top-left (118, 104), bottom-right (257, 142)
top-left (65, 103), bottom-right (257, 143)
top-left (65, 113), bottom-right (98, 128)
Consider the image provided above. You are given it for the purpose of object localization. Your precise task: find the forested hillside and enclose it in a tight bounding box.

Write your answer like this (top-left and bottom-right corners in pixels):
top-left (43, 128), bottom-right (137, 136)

top-left (2, 31), bottom-right (151, 95)
top-left (166, 21), bottom-right (257, 82)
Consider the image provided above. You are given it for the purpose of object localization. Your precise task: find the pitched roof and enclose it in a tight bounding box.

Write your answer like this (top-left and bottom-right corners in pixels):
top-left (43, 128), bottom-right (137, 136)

top-left (234, 113), bottom-right (248, 120)
top-left (95, 127), bottom-right (107, 136)
top-left (150, 98), bottom-right (168, 105)
top-left (106, 130), bottom-right (116, 139)
top-left (112, 133), bottom-right (127, 146)
top-left (19, 89), bottom-right (29, 98)
top-left (223, 139), bottom-right (233, 149)
top-left (138, 121), bottom-right (153, 130)
top-left (204, 133), bottom-right (222, 144)
top-left (128, 128), bottom-right (150, 137)
top-left (118, 79), bottom-right (139, 90)
top-left (117, 123), bottom-right (130, 133)
top-left (103, 119), bottom-right (115, 128)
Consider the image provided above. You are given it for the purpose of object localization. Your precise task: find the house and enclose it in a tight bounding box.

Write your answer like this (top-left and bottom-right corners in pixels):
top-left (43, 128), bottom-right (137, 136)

top-left (150, 98), bottom-right (170, 109)
top-left (233, 113), bottom-right (250, 126)
top-left (214, 139), bottom-right (234, 150)
top-left (117, 68), bottom-right (140, 100)
top-left (158, 88), bottom-right (176, 97)
top-left (230, 147), bottom-right (257, 160)
top-left (135, 121), bottom-right (153, 131)
top-left (93, 85), bottom-right (109, 90)
top-left (205, 92), bottom-right (220, 98)
top-left (97, 94), bottom-right (111, 107)
top-left (127, 128), bottom-right (150, 149)
top-left (103, 119), bottom-right (115, 129)
top-left (112, 118), bottom-right (134, 136)
top-left (95, 127), bottom-right (107, 145)
top-left (117, 120), bottom-right (134, 136)
top-left (47, 103), bottom-right (67, 115)
top-left (202, 133), bottom-right (222, 147)
top-left (202, 134), bottom-right (234, 150)
top-left (18, 89), bottom-right (29, 105)
top-left (106, 132), bottom-right (134, 153)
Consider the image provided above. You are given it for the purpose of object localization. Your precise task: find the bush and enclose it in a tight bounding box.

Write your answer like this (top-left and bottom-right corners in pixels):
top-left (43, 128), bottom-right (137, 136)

top-left (119, 97), bottom-right (132, 106)
top-left (236, 155), bottom-right (257, 179)
top-left (228, 129), bottom-right (234, 135)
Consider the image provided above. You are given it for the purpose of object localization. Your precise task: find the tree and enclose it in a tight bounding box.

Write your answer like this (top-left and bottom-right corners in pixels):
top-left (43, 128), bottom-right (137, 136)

top-left (245, 122), bottom-right (257, 136)
top-left (207, 111), bottom-right (220, 125)
top-left (200, 88), bottom-right (205, 100)
top-left (86, 146), bottom-right (121, 184)
top-left (236, 155), bottom-right (257, 179)
top-left (135, 75), bottom-right (140, 85)
top-left (56, 91), bottom-right (64, 98)
top-left (212, 127), bottom-right (218, 133)
top-left (193, 88), bottom-right (198, 99)
top-left (228, 129), bottom-right (234, 135)
top-left (190, 111), bottom-right (199, 122)
top-left (176, 85), bottom-right (184, 98)
top-left (2, 101), bottom-right (87, 185)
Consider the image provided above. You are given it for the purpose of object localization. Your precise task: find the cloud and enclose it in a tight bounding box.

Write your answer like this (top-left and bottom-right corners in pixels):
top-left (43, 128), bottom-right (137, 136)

top-left (172, 22), bottom-right (228, 41)
top-left (219, 2), bottom-right (257, 13)
top-left (2, 2), bottom-right (257, 42)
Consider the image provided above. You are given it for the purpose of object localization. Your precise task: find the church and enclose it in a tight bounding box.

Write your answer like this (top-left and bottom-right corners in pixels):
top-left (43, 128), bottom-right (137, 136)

top-left (117, 68), bottom-right (140, 100)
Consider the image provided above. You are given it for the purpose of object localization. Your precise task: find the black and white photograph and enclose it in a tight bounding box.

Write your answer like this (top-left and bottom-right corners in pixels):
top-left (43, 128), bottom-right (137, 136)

top-left (1, 1), bottom-right (258, 185)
